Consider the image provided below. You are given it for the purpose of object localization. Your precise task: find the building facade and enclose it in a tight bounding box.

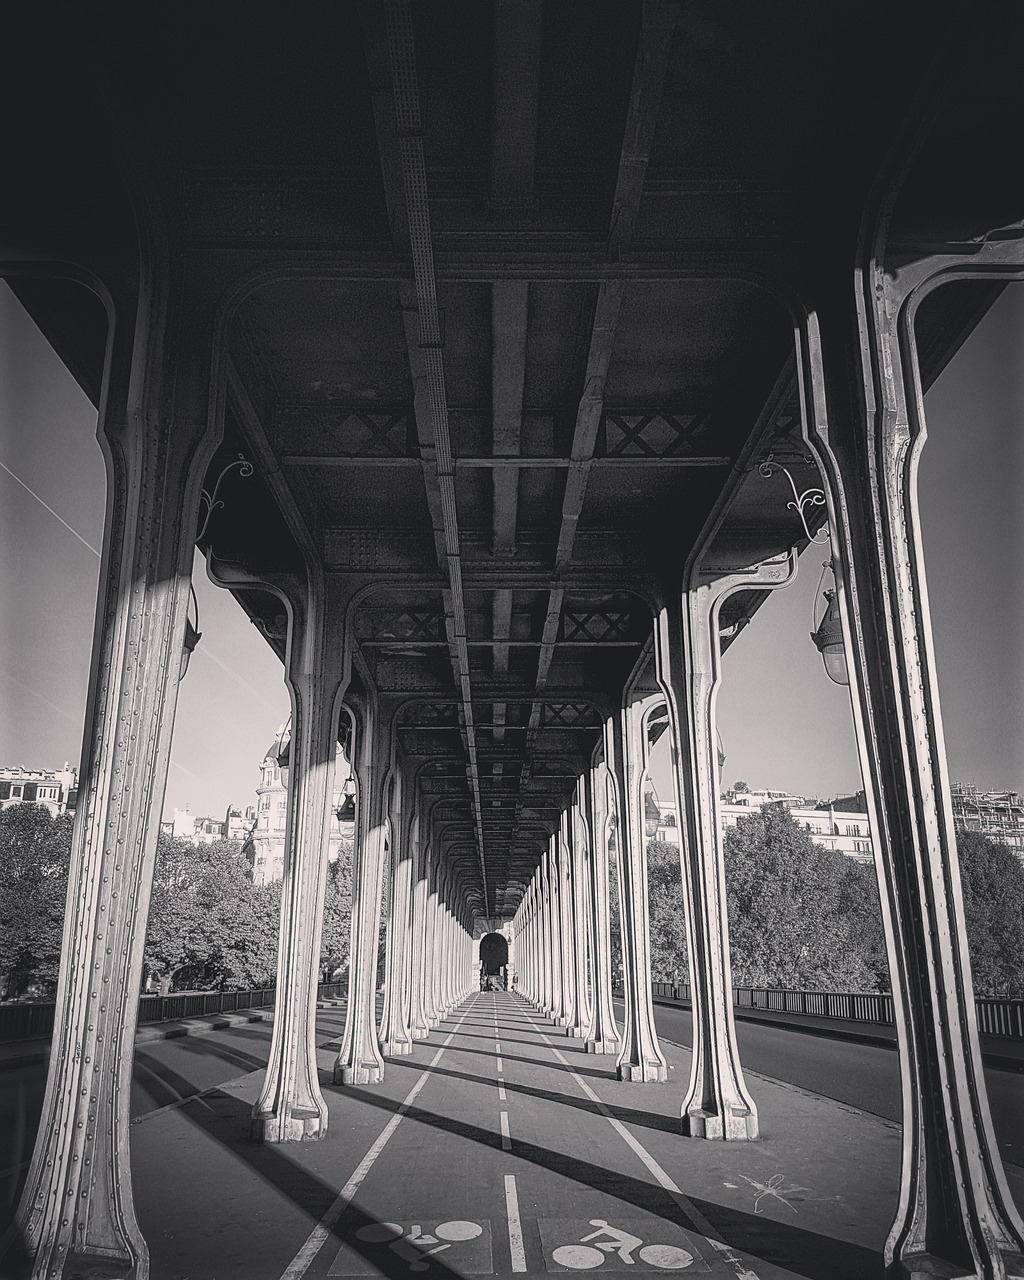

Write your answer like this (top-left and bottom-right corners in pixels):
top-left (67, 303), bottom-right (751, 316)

top-left (247, 727), bottom-right (352, 886)
top-left (951, 783), bottom-right (1024, 857)
top-left (0, 764), bottom-right (78, 819)
top-left (656, 788), bottom-right (874, 861)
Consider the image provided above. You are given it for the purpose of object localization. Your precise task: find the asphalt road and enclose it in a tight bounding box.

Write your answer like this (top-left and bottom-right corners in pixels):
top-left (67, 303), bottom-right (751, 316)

top-left (2, 995), bottom-right (1022, 1253)
top-left (636, 999), bottom-right (1024, 1171)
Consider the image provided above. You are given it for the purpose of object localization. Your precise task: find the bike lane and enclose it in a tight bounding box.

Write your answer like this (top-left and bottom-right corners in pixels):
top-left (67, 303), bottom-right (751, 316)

top-left (284, 992), bottom-right (793, 1280)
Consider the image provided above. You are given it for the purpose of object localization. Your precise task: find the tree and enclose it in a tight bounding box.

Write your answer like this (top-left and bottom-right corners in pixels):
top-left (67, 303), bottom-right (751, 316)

top-left (956, 831), bottom-right (1024, 997)
top-left (320, 840), bottom-right (353, 981)
top-left (0, 805), bottom-right (73, 996)
top-left (645, 840), bottom-right (689, 982)
top-left (143, 835), bottom-right (280, 992)
top-left (723, 803), bottom-right (884, 991)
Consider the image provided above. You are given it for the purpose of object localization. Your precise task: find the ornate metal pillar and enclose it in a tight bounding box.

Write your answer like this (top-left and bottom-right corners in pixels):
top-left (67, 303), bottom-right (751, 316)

top-left (422, 849), bottom-right (441, 1027)
top-left (800, 245), bottom-right (1024, 1277)
top-left (379, 759), bottom-right (415, 1056)
top-left (407, 821), bottom-right (431, 1040)
top-left (605, 694), bottom-right (667, 1083)
top-left (571, 787), bottom-right (595, 1036)
top-left (655, 551), bottom-right (796, 1138)
top-left (584, 760), bottom-right (621, 1054)
top-left (10, 287), bottom-right (221, 1280)
top-left (557, 813), bottom-right (580, 1033)
top-left (545, 836), bottom-right (566, 1024)
top-left (539, 853), bottom-right (554, 1015)
top-left (335, 694), bottom-right (392, 1085)
top-left (248, 576), bottom-right (349, 1141)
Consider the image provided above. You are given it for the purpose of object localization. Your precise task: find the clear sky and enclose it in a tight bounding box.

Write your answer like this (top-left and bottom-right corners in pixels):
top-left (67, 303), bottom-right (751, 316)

top-left (2, 281), bottom-right (1022, 818)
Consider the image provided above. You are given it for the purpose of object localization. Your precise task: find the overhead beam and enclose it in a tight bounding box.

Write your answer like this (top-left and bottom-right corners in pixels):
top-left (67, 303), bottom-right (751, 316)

top-left (490, 0), bottom-right (543, 219)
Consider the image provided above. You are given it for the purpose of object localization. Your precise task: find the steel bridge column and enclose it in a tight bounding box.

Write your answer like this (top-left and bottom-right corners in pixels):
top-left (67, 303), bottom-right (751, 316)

top-left (11, 290), bottom-right (221, 1280)
top-left (557, 813), bottom-right (580, 1032)
top-left (545, 836), bottom-right (566, 1024)
top-left (335, 697), bottom-right (390, 1085)
top-left (584, 761), bottom-right (621, 1054)
top-left (571, 788), bottom-right (595, 1036)
top-left (380, 761), bottom-right (415, 1056)
top-left (422, 851), bottom-right (441, 1027)
top-left (606, 695), bottom-right (668, 1083)
top-left (251, 580), bottom-right (348, 1143)
top-left (803, 274), bottom-right (1024, 1277)
top-left (539, 853), bottom-right (554, 1016)
top-left (407, 829), bottom-right (431, 1039)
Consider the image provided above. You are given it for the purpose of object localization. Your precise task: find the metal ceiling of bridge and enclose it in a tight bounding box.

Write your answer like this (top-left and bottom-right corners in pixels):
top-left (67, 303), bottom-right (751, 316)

top-left (4, 1), bottom-right (996, 923)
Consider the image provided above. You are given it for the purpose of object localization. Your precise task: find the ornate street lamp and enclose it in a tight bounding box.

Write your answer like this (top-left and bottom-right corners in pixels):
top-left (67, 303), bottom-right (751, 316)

top-left (760, 453), bottom-right (850, 686)
top-left (810, 573), bottom-right (849, 687)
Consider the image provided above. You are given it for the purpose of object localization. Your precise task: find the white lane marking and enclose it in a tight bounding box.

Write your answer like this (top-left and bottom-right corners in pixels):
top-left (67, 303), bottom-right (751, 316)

top-left (500, 1110), bottom-right (512, 1151)
top-left (279, 1004), bottom-right (472, 1280)
top-left (524, 1014), bottom-right (761, 1280)
top-left (495, 1041), bottom-right (502, 1054)
top-left (498, 1078), bottom-right (507, 1102)
top-left (504, 1174), bottom-right (527, 1272)
top-left (496, 1056), bottom-right (504, 1072)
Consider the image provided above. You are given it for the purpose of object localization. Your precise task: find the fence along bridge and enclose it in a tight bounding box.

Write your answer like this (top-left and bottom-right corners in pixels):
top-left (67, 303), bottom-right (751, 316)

top-left (1, 4), bottom-right (1023, 1279)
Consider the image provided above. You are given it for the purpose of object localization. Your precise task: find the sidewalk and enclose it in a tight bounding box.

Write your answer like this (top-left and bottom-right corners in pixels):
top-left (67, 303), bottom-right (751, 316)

top-left (651, 993), bottom-right (1024, 1072)
top-left (0, 1000), bottom-right (348, 1070)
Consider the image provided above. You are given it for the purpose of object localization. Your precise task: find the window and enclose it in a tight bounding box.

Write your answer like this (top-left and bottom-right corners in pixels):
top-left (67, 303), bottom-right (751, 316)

top-left (845, 824), bottom-right (860, 836)
top-left (0, 783), bottom-right (9, 800)
top-left (11, 785), bottom-right (22, 798)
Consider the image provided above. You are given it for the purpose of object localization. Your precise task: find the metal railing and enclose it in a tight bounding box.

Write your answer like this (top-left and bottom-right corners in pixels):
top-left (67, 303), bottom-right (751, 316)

top-left (0, 981), bottom-right (347, 1044)
top-left (647, 982), bottom-right (1023, 1039)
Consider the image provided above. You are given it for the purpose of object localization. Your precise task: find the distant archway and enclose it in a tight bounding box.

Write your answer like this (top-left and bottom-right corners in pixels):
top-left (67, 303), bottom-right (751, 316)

top-left (479, 932), bottom-right (509, 975)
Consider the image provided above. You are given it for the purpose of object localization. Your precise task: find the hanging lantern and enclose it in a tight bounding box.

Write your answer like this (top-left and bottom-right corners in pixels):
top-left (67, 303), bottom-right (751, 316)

top-left (811, 587), bottom-right (849, 686)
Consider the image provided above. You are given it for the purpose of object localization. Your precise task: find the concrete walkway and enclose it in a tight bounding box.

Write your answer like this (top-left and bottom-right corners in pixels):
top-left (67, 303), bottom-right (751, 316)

top-left (123, 990), bottom-right (1015, 1280)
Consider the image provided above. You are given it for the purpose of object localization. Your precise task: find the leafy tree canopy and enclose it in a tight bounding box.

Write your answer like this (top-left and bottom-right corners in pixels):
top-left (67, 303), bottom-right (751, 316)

top-left (957, 831), bottom-right (1024, 997)
top-left (0, 805), bottom-right (73, 995)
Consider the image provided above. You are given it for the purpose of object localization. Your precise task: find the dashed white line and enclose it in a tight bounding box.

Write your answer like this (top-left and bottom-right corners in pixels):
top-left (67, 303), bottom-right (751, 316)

top-left (498, 1078), bottom-right (507, 1101)
top-left (524, 1013), bottom-right (761, 1280)
top-left (495, 1041), bottom-right (502, 1053)
top-left (279, 1006), bottom-right (472, 1280)
top-left (503, 1174), bottom-right (527, 1272)
top-left (496, 1056), bottom-right (504, 1072)
top-left (500, 1110), bottom-right (512, 1151)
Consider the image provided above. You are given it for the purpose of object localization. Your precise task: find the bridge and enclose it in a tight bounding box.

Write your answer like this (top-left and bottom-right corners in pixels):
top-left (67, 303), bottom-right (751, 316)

top-left (1, 5), bottom-right (1023, 1279)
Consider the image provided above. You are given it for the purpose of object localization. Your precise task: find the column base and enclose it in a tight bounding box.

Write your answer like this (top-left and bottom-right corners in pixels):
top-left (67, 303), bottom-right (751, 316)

top-left (681, 1105), bottom-right (757, 1141)
top-left (585, 1037), bottom-right (621, 1055)
top-left (334, 1060), bottom-right (385, 1086)
top-left (897, 1251), bottom-right (1024, 1280)
top-left (616, 1060), bottom-right (668, 1083)
top-left (410, 1024), bottom-right (431, 1040)
top-left (380, 1038), bottom-right (414, 1056)
top-left (251, 1105), bottom-right (327, 1142)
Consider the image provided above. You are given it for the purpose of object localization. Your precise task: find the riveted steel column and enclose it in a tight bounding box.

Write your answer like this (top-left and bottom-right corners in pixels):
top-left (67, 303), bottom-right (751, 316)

top-left (571, 788), bottom-right (594, 1036)
top-left (803, 260), bottom-right (1024, 1277)
top-left (335, 697), bottom-right (391, 1086)
top-left (11, 288), bottom-right (220, 1280)
top-left (584, 760), bottom-right (621, 1054)
top-left (380, 760), bottom-right (415, 1057)
top-left (407, 825), bottom-right (431, 1040)
top-left (606, 696), bottom-right (667, 1083)
top-left (251, 579), bottom-right (348, 1142)
top-left (656, 551), bottom-right (796, 1139)
top-left (557, 813), bottom-right (579, 1032)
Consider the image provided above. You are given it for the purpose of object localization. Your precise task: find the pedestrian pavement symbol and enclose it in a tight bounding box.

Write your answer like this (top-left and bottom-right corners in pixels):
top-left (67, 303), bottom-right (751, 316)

top-left (540, 1220), bottom-right (710, 1273)
top-left (328, 1218), bottom-right (493, 1275)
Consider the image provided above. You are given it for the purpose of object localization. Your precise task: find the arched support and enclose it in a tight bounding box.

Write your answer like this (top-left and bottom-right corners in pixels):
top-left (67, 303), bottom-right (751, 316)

top-left (557, 812), bottom-right (580, 1034)
top-left (800, 239), bottom-right (1024, 1278)
top-left (379, 759), bottom-right (416, 1057)
top-left (584, 761), bottom-right (621, 1055)
top-left (606, 694), bottom-right (668, 1083)
top-left (657, 550), bottom-right (797, 1139)
top-left (334, 693), bottom-right (392, 1086)
top-left (238, 573), bottom-right (349, 1143)
top-left (10, 285), bottom-right (221, 1280)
